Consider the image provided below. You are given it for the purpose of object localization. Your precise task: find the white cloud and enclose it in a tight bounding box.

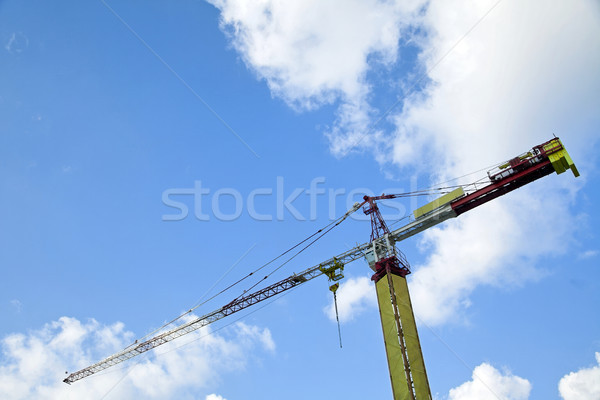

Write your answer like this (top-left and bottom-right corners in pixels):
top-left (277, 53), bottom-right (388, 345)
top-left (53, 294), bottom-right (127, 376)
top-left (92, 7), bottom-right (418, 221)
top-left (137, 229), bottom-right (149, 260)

top-left (409, 183), bottom-right (579, 325)
top-left (0, 316), bottom-right (274, 400)
top-left (206, 395), bottom-right (227, 400)
top-left (390, 0), bottom-right (600, 173)
top-left (9, 300), bottom-right (22, 313)
top-left (207, 0), bottom-right (426, 157)
top-left (389, 0), bottom-right (599, 326)
top-left (578, 250), bottom-right (598, 260)
top-left (208, 0), bottom-right (423, 110)
top-left (324, 276), bottom-right (377, 323)
top-left (4, 32), bottom-right (29, 54)
top-left (232, 321), bottom-right (275, 352)
top-left (559, 352), bottom-right (600, 400)
top-left (448, 363), bottom-right (531, 400)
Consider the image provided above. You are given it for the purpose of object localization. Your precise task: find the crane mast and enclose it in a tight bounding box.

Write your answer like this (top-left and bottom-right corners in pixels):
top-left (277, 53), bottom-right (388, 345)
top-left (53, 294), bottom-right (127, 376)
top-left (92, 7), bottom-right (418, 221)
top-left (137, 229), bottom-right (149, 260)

top-left (64, 137), bottom-right (578, 397)
top-left (363, 195), bottom-right (431, 400)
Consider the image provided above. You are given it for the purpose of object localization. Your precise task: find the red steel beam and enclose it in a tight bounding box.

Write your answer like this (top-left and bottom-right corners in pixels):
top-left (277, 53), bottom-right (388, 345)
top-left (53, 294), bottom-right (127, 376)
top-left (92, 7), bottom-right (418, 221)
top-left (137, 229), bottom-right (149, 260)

top-left (451, 160), bottom-right (555, 216)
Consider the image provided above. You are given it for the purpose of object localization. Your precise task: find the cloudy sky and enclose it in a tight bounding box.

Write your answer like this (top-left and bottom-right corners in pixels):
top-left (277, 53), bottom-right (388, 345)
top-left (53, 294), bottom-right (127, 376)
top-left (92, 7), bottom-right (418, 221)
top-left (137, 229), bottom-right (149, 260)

top-left (1, 1), bottom-right (599, 399)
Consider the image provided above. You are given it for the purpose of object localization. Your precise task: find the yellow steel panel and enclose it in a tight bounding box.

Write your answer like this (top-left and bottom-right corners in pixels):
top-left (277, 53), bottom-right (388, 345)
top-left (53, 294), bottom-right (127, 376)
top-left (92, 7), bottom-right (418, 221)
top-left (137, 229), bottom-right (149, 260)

top-left (563, 150), bottom-right (580, 177)
top-left (544, 139), bottom-right (580, 177)
top-left (413, 187), bottom-right (465, 219)
top-left (549, 150), bottom-right (567, 174)
top-left (543, 138), bottom-right (562, 154)
top-left (376, 275), bottom-right (432, 400)
top-left (392, 275), bottom-right (432, 400)
top-left (376, 278), bottom-right (411, 400)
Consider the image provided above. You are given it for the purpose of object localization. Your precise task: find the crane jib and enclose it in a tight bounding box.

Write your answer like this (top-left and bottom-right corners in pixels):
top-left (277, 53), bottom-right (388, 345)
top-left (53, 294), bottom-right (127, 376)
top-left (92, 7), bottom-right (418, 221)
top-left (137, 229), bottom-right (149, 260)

top-left (63, 243), bottom-right (371, 384)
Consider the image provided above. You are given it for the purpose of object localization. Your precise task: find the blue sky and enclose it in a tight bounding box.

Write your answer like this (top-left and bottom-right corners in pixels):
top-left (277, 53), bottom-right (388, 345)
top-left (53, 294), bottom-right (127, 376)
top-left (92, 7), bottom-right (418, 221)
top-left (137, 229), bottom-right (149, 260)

top-left (1, 1), bottom-right (599, 399)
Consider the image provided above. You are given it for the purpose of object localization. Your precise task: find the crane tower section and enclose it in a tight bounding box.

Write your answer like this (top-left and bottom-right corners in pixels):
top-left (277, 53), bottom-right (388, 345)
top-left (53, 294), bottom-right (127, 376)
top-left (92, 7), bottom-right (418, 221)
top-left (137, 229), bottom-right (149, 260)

top-left (363, 196), bottom-right (432, 400)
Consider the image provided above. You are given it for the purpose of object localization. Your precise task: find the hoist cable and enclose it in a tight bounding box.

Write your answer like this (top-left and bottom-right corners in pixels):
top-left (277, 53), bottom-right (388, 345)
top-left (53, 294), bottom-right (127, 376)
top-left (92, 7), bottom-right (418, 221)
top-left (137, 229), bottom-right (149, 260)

top-left (125, 210), bottom-right (353, 349)
top-left (334, 291), bottom-right (342, 348)
top-left (232, 209), bottom-right (355, 301)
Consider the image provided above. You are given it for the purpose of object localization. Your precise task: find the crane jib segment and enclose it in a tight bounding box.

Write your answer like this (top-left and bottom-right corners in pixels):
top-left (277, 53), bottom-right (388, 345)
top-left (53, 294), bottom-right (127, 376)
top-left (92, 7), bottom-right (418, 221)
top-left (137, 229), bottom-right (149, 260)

top-left (63, 242), bottom-right (372, 384)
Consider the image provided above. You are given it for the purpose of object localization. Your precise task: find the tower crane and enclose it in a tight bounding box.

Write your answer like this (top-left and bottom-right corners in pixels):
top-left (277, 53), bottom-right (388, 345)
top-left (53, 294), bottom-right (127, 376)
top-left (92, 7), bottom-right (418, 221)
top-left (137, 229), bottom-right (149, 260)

top-left (64, 137), bottom-right (579, 399)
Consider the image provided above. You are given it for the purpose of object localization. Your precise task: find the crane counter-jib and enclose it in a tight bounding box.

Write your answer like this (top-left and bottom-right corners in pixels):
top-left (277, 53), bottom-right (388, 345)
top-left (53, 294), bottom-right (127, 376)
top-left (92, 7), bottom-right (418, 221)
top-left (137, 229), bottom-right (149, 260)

top-left (390, 137), bottom-right (579, 242)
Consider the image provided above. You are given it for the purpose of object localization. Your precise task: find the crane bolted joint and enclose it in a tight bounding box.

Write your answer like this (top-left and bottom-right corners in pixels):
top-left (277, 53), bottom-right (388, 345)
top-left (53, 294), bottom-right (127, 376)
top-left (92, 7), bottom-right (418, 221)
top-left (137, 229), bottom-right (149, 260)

top-left (371, 255), bottom-right (410, 283)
